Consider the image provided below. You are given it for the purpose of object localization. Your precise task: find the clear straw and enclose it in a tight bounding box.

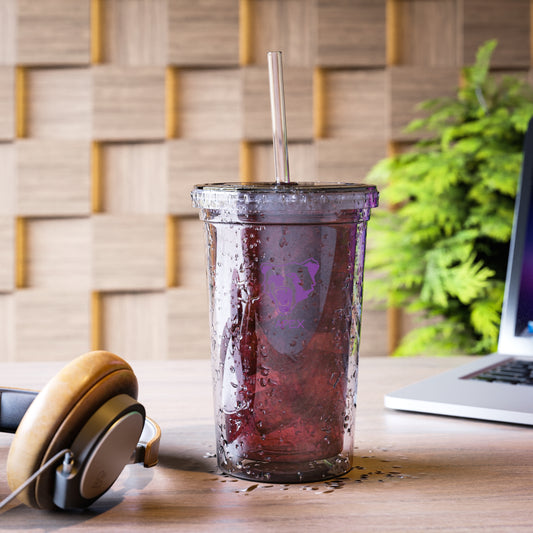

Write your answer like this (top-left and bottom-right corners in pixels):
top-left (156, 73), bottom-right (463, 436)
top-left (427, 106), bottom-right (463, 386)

top-left (267, 51), bottom-right (290, 184)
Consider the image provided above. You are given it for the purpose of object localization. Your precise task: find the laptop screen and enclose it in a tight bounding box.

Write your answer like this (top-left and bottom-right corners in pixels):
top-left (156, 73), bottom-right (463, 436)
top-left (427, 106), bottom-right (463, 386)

top-left (515, 180), bottom-right (533, 337)
top-left (499, 117), bottom-right (533, 355)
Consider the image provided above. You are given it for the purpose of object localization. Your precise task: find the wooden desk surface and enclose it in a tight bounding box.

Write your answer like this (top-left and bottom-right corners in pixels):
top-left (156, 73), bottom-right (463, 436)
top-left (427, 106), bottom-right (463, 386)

top-left (1, 356), bottom-right (532, 532)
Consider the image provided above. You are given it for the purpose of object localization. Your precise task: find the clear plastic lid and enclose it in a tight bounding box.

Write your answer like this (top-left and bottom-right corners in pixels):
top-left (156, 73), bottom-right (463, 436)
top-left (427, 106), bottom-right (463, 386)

top-left (191, 182), bottom-right (379, 224)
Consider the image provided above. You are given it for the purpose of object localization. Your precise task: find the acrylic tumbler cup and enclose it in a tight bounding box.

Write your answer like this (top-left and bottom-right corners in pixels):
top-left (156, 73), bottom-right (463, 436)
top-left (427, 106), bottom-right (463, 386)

top-left (192, 182), bottom-right (378, 483)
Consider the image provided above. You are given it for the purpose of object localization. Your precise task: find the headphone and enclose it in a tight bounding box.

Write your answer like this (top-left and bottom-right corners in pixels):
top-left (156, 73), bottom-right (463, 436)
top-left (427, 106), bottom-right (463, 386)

top-left (0, 350), bottom-right (161, 511)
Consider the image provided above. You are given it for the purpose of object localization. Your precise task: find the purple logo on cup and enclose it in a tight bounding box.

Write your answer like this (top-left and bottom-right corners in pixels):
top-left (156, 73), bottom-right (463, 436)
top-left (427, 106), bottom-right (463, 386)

top-left (261, 258), bottom-right (319, 314)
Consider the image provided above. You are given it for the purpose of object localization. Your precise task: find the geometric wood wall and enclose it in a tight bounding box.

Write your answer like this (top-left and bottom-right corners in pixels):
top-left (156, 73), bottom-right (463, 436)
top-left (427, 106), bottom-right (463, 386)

top-left (0, 0), bottom-right (530, 361)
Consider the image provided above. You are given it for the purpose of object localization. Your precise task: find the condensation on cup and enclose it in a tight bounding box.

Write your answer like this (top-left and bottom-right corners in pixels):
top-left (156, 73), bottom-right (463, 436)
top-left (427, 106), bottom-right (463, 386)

top-left (192, 181), bottom-right (378, 483)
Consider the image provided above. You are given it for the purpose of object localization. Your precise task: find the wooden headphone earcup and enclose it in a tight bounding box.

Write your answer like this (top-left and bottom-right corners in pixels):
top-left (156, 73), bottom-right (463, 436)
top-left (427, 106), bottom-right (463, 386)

top-left (6, 351), bottom-right (138, 510)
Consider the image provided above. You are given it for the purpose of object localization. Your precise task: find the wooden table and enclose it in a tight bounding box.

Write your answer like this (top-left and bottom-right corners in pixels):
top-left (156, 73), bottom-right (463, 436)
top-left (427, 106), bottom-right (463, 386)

top-left (1, 356), bottom-right (532, 532)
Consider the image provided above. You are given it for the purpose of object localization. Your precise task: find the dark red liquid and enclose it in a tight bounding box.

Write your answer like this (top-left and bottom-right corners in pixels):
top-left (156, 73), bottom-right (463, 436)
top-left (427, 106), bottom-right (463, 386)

top-left (207, 222), bottom-right (363, 471)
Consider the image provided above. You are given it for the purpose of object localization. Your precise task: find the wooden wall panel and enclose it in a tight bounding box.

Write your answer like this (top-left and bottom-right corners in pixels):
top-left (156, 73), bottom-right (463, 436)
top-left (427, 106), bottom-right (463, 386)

top-left (0, 217), bottom-right (14, 291)
top-left (316, 0), bottom-right (387, 67)
top-left (102, 291), bottom-right (167, 360)
top-left (16, 140), bottom-right (91, 216)
top-left (26, 68), bottom-right (92, 139)
top-left (16, 0), bottom-right (90, 65)
top-left (250, 142), bottom-right (315, 181)
top-left (0, 67), bottom-right (14, 139)
top-left (14, 290), bottom-right (91, 361)
top-left (250, 0), bottom-right (315, 67)
top-left (168, 140), bottom-right (240, 214)
top-left (394, 0), bottom-right (459, 67)
top-left (92, 215), bottom-right (166, 291)
top-left (167, 287), bottom-right (210, 360)
top-left (243, 66), bottom-right (313, 141)
top-left (102, 0), bottom-right (168, 66)
top-left (360, 307), bottom-right (389, 358)
top-left (324, 70), bottom-right (387, 140)
top-left (316, 139), bottom-right (387, 182)
top-left (462, 0), bottom-right (530, 67)
top-left (0, 143), bottom-right (15, 214)
top-left (102, 142), bottom-right (167, 214)
top-left (93, 67), bottom-right (166, 141)
top-left (25, 218), bottom-right (91, 289)
top-left (388, 66), bottom-right (459, 141)
top-left (0, 0), bottom-right (16, 65)
top-left (1, 0), bottom-right (531, 361)
top-left (167, 0), bottom-right (240, 66)
top-left (174, 218), bottom-right (207, 288)
top-left (0, 295), bottom-right (14, 360)
top-left (178, 69), bottom-right (242, 139)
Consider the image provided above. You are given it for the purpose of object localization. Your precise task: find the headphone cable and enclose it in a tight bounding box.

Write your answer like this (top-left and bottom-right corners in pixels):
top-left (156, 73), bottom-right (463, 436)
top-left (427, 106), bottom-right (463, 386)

top-left (0, 448), bottom-right (73, 511)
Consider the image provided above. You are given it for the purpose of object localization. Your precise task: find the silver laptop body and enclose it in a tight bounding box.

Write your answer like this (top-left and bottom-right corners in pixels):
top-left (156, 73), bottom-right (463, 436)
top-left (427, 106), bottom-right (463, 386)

top-left (384, 118), bottom-right (533, 426)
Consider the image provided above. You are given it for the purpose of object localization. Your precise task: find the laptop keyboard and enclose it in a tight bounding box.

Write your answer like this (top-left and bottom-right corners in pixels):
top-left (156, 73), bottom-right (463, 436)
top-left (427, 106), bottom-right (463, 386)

top-left (471, 358), bottom-right (533, 386)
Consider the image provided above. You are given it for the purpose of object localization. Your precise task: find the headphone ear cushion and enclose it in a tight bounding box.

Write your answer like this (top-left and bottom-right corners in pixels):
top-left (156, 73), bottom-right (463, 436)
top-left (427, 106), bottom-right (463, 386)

top-left (6, 351), bottom-right (139, 510)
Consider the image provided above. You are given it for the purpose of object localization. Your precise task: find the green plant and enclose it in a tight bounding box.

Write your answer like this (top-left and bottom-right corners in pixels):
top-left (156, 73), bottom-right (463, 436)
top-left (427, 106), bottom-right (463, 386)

top-left (366, 40), bottom-right (533, 355)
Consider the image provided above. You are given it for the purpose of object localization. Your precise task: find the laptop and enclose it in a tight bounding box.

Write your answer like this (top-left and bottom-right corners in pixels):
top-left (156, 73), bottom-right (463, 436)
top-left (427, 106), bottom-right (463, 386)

top-left (384, 117), bottom-right (533, 426)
